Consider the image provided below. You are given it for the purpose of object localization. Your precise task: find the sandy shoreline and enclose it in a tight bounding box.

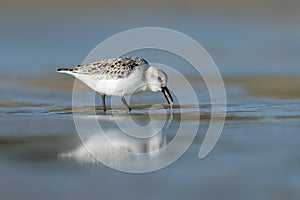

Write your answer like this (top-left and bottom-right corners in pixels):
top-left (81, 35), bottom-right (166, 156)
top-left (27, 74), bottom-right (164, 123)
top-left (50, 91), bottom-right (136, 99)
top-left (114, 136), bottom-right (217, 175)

top-left (225, 76), bottom-right (300, 99)
top-left (4, 75), bottom-right (300, 100)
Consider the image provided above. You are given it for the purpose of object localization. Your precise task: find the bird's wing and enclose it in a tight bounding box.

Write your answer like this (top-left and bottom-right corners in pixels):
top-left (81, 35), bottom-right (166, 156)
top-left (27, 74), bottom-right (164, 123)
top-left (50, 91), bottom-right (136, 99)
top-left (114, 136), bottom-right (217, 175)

top-left (70, 57), bottom-right (149, 79)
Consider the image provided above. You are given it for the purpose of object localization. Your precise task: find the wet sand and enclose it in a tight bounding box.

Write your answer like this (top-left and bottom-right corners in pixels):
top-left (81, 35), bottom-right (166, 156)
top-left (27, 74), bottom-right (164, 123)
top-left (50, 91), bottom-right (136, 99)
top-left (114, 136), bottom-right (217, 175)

top-left (226, 76), bottom-right (300, 99)
top-left (22, 75), bottom-right (300, 99)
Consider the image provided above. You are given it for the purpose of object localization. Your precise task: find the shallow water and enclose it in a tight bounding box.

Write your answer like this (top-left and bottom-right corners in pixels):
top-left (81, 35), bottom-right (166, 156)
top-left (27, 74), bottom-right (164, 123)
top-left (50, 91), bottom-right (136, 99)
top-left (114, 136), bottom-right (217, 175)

top-left (1, 76), bottom-right (300, 199)
top-left (1, 7), bottom-right (300, 199)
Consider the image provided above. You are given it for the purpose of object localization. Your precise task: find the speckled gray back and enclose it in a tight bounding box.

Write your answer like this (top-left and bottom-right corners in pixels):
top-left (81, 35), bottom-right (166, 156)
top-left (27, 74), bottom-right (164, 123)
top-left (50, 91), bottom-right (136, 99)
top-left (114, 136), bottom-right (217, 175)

top-left (70, 57), bottom-right (149, 79)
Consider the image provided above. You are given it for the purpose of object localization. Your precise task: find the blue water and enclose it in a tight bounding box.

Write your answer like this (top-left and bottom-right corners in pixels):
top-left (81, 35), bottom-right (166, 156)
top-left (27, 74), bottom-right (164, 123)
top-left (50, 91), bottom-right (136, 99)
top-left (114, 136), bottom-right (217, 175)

top-left (1, 13), bottom-right (300, 200)
top-left (1, 15), bottom-right (300, 77)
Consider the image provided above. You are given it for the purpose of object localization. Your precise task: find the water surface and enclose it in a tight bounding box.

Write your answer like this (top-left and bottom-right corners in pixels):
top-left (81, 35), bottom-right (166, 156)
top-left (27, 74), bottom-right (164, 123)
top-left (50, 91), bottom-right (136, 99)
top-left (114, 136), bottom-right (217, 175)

top-left (1, 7), bottom-right (300, 199)
top-left (1, 75), bottom-right (300, 199)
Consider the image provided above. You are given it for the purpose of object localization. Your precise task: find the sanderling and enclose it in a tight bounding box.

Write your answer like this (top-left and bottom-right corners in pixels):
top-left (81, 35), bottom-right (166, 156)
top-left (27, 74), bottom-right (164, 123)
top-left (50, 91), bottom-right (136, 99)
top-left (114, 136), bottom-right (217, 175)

top-left (57, 56), bottom-right (173, 112)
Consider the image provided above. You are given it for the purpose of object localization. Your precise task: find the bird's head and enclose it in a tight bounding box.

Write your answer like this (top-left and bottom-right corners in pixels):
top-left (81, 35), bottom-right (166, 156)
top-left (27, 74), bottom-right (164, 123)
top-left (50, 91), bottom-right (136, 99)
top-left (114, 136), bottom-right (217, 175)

top-left (145, 66), bottom-right (173, 104)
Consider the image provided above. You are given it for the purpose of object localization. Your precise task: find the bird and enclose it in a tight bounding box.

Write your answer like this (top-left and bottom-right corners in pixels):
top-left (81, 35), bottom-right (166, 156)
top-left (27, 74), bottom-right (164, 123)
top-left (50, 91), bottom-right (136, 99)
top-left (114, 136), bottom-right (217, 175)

top-left (56, 56), bottom-right (173, 112)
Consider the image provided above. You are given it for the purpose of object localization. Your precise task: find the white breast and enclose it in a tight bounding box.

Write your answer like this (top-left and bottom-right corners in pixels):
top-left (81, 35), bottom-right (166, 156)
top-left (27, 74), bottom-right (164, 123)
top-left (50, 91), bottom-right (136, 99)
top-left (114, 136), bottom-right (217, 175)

top-left (75, 68), bottom-right (148, 96)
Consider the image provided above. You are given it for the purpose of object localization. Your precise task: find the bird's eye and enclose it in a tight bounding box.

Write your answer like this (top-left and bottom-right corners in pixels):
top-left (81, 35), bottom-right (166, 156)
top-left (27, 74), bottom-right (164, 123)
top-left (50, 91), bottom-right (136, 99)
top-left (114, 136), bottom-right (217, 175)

top-left (158, 76), bottom-right (162, 81)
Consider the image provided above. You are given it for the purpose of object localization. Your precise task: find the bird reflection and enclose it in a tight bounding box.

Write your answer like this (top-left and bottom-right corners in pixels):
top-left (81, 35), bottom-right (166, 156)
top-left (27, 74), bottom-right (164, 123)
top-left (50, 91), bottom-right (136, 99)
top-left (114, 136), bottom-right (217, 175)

top-left (59, 113), bottom-right (173, 168)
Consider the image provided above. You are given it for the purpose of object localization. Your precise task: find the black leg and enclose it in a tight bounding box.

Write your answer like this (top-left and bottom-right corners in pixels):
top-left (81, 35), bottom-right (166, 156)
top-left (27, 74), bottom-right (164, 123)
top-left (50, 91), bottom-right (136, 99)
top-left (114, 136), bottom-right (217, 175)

top-left (121, 96), bottom-right (131, 111)
top-left (101, 95), bottom-right (106, 112)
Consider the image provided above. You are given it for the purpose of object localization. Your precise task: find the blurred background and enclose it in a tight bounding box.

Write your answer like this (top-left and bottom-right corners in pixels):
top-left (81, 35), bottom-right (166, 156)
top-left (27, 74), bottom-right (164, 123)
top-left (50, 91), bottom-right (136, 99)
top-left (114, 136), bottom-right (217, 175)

top-left (1, 0), bottom-right (300, 77)
top-left (1, 0), bottom-right (300, 200)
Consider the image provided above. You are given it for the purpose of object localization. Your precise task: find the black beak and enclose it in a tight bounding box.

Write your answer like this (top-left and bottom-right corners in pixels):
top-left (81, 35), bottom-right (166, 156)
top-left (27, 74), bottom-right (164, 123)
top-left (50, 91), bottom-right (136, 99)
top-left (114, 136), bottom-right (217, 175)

top-left (161, 86), bottom-right (173, 104)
